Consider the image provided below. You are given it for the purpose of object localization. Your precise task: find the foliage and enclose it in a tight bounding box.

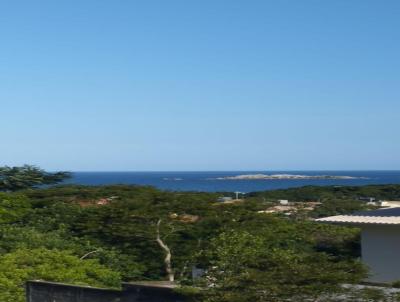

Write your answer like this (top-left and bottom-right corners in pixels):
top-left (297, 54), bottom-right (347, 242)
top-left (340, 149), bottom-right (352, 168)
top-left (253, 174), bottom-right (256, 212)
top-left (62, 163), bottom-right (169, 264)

top-left (0, 248), bottom-right (121, 302)
top-left (24, 201), bottom-right (83, 232)
top-left (19, 184), bottom-right (367, 283)
top-left (1, 182), bottom-right (397, 300)
top-left (393, 280), bottom-right (400, 288)
top-left (0, 192), bottom-right (31, 224)
top-left (310, 198), bottom-right (370, 218)
top-left (0, 225), bottom-right (145, 280)
top-left (174, 286), bottom-right (204, 302)
top-left (248, 184), bottom-right (400, 203)
top-left (200, 230), bottom-right (367, 302)
top-left (249, 184), bottom-right (400, 200)
top-left (0, 165), bottom-right (70, 192)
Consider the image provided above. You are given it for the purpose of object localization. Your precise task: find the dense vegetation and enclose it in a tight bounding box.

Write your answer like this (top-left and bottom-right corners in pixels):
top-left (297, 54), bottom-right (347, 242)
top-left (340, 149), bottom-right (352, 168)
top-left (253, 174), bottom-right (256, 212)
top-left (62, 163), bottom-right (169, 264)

top-left (248, 184), bottom-right (400, 203)
top-left (2, 168), bottom-right (400, 301)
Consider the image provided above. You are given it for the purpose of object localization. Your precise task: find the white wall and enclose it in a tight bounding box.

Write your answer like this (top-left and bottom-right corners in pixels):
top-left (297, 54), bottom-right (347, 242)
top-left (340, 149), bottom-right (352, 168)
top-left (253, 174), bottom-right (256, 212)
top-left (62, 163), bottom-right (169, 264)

top-left (361, 225), bottom-right (400, 283)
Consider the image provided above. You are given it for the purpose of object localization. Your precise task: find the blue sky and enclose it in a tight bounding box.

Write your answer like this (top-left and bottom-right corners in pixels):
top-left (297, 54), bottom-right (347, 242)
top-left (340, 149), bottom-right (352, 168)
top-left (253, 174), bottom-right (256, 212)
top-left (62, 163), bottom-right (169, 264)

top-left (1, 1), bottom-right (399, 171)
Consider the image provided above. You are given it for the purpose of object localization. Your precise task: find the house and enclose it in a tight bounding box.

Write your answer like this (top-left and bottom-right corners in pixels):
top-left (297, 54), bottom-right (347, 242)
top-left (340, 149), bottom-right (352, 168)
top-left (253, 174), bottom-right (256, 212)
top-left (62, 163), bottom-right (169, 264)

top-left (317, 207), bottom-right (400, 283)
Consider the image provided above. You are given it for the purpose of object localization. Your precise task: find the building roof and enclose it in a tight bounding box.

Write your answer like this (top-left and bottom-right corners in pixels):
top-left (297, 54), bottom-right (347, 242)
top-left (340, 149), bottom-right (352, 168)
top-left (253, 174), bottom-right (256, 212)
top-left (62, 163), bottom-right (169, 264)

top-left (316, 208), bottom-right (400, 225)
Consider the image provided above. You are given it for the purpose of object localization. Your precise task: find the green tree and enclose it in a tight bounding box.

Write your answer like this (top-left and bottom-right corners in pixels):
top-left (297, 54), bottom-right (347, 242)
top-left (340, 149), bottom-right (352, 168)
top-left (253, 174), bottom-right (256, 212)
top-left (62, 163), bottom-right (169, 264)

top-left (201, 230), bottom-right (367, 302)
top-left (0, 248), bottom-right (121, 302)
top-left (0, 183), bottom-right (376, 300)
top-left (0, 165), bottom-right (70, 192)
top-left (0, 193), bottom-right (31, 224)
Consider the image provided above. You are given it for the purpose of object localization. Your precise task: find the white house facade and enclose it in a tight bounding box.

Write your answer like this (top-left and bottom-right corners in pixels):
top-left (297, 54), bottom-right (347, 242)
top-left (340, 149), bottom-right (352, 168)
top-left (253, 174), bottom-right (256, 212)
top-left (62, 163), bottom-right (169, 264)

top-left (317, 207), bottom-right (400, 283)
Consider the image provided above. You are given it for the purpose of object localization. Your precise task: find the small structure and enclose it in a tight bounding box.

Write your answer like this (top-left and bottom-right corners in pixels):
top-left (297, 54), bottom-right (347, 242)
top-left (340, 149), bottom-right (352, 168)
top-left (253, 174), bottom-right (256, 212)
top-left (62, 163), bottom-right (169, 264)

top-left (217, 196), bottom-right (233, 202)
top-left (317, 207), bottom-right (400, 283)
top-left (358, 197), bottom-right (376, 203)
top-left (279, 199), bottom-right (289, 205)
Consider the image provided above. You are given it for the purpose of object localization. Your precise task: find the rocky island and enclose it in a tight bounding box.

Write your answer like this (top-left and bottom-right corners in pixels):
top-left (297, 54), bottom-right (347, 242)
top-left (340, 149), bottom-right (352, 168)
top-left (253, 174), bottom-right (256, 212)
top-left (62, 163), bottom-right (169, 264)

top-left (215, 174), bottom-right (366, 180)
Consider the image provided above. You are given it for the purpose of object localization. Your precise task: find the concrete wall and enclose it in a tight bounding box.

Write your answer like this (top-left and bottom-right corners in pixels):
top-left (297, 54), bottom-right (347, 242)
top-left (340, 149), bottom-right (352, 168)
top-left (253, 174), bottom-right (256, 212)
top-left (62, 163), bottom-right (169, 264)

top-left (121, 283), bottom-right (186, 302)
top-left (26, 281), bottom-right (121, 302)
top-left (361, 225), bottom-right (400, 283)
top-left (26, 281), bottom-right (187, 302)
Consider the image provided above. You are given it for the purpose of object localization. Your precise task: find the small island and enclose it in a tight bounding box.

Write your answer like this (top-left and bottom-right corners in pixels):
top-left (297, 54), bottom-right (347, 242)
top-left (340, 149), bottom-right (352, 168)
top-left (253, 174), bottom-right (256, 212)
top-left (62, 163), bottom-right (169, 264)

top-left (214, 174), bottom-right (366, 180)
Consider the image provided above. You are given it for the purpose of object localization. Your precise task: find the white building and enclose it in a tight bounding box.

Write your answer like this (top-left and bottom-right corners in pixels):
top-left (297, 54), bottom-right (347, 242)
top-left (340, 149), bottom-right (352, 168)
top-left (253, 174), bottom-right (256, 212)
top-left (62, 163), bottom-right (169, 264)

top-left (380, 201), bottom-right (400, 208)
top-left (317, 207), bottom-right (400, 284)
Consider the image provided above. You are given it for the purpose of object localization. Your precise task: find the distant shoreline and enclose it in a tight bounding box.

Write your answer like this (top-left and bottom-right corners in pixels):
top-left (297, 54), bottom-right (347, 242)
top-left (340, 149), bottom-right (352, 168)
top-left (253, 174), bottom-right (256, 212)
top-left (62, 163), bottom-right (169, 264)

top-left (65, 171), bottom-right (397, 193)
top-left (214, 174), bottom-right (369, 180)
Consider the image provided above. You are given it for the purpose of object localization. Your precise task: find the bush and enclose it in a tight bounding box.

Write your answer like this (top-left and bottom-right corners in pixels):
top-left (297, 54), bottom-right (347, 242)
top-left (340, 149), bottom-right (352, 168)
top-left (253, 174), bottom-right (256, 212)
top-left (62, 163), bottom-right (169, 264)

top-left (0, 248), bottom-right (121, 302)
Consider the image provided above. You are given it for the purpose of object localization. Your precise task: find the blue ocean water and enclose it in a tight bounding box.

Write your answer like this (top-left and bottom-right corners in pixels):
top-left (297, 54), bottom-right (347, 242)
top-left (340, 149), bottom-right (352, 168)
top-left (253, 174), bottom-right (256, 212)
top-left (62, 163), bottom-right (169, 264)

top-left (65, 171), bottom-right (400, 193)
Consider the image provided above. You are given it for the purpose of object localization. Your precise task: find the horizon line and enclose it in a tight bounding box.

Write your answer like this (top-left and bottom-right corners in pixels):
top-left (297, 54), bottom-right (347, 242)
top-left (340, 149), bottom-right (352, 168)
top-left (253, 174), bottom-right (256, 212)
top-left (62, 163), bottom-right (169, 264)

top-left (63, 169), bottom-right (400, 173)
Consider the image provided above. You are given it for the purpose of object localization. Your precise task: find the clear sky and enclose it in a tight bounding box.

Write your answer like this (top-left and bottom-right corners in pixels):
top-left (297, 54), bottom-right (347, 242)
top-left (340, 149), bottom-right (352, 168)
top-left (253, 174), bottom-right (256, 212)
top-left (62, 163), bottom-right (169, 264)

top-left (1, 1), bottom-right (399, 171)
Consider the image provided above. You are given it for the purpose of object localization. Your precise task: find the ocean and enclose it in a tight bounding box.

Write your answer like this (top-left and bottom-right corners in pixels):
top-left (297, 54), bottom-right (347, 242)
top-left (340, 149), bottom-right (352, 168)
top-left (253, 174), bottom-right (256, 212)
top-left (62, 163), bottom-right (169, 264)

top-left (64, 171), bottom-right (400, 193)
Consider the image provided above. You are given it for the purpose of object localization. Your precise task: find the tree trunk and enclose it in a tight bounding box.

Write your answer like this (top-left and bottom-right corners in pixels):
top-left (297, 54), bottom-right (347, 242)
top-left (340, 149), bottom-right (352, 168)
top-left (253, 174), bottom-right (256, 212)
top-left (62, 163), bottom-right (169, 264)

top-left (156, 219), bottom-right (174, 282)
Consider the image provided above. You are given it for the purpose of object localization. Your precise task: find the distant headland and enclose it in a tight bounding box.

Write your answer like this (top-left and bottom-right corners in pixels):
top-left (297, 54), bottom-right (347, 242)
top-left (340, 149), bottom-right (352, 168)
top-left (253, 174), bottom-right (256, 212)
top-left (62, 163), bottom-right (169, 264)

top-left (214, 174), bottom-right (368, 180)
